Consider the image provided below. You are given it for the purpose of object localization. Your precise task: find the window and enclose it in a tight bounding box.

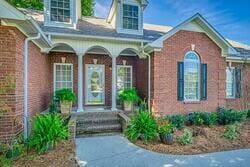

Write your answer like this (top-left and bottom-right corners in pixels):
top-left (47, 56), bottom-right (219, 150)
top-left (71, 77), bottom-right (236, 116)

top-left (54, 64), bottom-right (73, 91)
top-left (123, 4), bottom-right (139, 30)
top-left (51, 0), bottom-right (70, 23)
top-left (184, 52), bottom-right (200, 101)
top-left (226, 67), bottom-right (235, 98)
top-left (117, 66), bottom-right (132, 94)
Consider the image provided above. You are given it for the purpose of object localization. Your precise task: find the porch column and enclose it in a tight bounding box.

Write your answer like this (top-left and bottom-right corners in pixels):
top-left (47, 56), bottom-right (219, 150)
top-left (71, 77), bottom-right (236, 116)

top-left (111, 56), bottom-right (118, 111)
top-left (77, 54), bottom-right (84, 112)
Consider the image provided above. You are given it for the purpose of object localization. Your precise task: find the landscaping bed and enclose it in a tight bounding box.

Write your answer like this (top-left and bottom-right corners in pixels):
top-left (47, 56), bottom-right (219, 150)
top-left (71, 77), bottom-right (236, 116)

top-left (13, 140), bottom-right (77, 167)
top-left (134, 119), bottom-right (250, 155)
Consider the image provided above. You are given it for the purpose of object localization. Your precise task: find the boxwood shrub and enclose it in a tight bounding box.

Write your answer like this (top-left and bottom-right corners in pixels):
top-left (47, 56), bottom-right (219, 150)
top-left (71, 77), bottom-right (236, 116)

top-left (217, 107), bottom-right (247, 125)
top-left (167, 115), bottom-right (185, 129)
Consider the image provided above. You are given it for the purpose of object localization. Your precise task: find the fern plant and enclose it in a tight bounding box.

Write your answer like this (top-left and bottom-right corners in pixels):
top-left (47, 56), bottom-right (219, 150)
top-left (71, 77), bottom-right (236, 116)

top-left (126, 111), bottom-right (158, 141)
top-left (28, 114), bottom-right (69, 153)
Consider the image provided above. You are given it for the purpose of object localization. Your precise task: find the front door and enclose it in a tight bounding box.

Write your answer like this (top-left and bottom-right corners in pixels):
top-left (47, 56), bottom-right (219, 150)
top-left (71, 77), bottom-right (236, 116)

top-left (85, 64), bottom-right (105, 105)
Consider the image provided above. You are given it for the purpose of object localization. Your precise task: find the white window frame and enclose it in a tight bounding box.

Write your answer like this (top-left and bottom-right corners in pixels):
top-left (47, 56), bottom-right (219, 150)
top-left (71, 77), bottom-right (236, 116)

top-left (122, 4), bottom-right (139, 30)
top-left (184, 51), bottom-right (200, 102)
top-left (226, 67), bottom-right (236, 99)
top-left (50, 0), bottom-right (71, 23)
top-left (117, 65), bottom-right (133, 93)
top-left (53, 63), bottom-right (73, 93)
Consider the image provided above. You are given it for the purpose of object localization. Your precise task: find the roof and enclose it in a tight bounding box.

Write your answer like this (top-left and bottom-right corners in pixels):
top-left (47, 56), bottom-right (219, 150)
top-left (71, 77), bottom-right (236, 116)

top-left (20, 8), bottom-right (250, 58)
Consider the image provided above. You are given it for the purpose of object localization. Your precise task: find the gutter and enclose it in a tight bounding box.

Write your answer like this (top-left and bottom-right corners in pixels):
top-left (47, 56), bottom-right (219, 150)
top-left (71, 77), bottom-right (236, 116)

top-left (24, 33), bottom-right (41, 141)
top-left (45, 32), bottom-right (153, 43)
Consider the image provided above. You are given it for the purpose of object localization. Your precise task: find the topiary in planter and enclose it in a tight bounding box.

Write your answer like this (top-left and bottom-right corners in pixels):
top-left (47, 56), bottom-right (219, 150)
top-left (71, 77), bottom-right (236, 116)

top-left (119, 88), bottom-right (140, 112)
top-left (158, 121), bottom-right (174, 145)
top-left (55, 89), bottom-right (76, 114)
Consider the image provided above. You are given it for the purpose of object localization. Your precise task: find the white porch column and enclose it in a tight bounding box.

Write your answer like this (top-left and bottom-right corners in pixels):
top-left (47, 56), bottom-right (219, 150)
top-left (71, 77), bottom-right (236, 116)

top-left (77, 54), bottom-right (84, 112)
top-left (111, 56), bottom-right (118, 111)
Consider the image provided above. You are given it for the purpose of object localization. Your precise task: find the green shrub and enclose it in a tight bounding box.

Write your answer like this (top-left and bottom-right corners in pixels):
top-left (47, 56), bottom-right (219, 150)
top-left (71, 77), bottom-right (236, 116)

top-left (168, 115), bottom-right (185, 129)
top-left (55, 89), bottom-right (76, 102)
top-left (126, 111), bottom-right (158, 141)
top-left (217, 107), bottom-right (247, 125)
top-left (158, 122), bottom-right (174, 135)
top-left (247, 109), bottom-right (250, 118)
top-left (224, 124), bottom-right (239, 140)
top-left (0, 156), bottom-right (12, 167)
top-left (29, 114), bottom-right (70, 153)
top-left (119, 88), bottom-right (140, 103)
top-left (177, 129), bottom-right (193, 145)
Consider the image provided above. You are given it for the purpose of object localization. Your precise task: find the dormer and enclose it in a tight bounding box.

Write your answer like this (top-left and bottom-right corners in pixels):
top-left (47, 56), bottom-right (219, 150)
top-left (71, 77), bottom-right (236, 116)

top-left (43, 0), bottom-right (81, 28)
top-left (107, 0), bottom-right (148, 36)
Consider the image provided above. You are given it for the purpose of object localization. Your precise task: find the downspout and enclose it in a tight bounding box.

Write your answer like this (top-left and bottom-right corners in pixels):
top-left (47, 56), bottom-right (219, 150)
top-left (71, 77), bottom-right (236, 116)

top-left (141, 42), bottom-right (151, 112)
top-left (24, 33), bottom-right (41, 140)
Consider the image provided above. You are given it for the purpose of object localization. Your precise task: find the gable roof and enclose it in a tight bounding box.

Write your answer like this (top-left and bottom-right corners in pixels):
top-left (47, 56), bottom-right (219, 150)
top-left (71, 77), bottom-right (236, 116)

top-left (148, 13), bottom-right (239, 56)
top-left (0, 0), bottom-right (51, 48)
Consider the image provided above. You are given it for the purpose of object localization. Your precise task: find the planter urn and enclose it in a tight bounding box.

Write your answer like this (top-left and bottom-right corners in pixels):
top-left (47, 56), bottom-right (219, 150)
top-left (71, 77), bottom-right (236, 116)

top-left (159, 133), bottom-right (174, 145)
top-left (60, 101), bottom-right (72, 114)
top-left (123, 101), bottom-right (133, 112)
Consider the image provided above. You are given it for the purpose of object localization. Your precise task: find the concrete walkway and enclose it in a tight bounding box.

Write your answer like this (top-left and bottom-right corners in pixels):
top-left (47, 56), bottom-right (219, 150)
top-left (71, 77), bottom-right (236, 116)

top-left (76, 135), bottom-right (250, 167)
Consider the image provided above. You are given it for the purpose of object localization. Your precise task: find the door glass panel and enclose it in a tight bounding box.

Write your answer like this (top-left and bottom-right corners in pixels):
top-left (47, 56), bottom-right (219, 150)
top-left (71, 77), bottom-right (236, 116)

top-left (86, 65), bottom-right (105, 105)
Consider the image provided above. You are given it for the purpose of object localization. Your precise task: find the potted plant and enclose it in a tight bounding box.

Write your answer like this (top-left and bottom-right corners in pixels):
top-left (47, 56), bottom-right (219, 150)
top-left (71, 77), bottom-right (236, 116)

top-left (158, 122), bottom-right (174, 145)
top-left (55, 89), bottom-right (76, 114)
top-left (118, 88), bottom-right (140, 112)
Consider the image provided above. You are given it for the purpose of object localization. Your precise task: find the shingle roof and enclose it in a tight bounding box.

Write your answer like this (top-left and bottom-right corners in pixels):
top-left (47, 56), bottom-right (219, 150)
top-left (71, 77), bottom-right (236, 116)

top-left (20, 8), bottom-right (250, 58)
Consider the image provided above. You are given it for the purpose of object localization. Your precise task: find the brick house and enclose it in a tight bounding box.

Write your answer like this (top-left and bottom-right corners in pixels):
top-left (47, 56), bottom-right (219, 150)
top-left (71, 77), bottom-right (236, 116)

top-left (0, 0), bottom-right (249, 141)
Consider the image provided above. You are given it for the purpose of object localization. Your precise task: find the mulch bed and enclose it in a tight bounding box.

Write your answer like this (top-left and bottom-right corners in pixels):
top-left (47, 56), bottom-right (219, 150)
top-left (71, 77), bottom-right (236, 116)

top-left (13, 140), bottom-right (78, 167)
top-left (134, 119), bottom-right (250, 155)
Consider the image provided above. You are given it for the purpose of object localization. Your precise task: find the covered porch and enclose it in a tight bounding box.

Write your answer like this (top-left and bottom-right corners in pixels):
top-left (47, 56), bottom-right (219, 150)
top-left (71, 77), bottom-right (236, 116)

top-left (48, 41), bottom-right (149, 112)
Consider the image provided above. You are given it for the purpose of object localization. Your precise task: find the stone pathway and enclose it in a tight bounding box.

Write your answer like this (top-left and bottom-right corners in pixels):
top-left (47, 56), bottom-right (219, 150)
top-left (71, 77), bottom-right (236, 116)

top-left (76, 135), bottom-right (250, 167)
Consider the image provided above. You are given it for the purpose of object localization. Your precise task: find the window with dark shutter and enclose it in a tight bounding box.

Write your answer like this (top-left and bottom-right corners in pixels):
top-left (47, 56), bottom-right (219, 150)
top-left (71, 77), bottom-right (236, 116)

top-left (201, 64), bottom-right (207, 100)
top-left (235, 68), bottom-right (242, 98)
top-left (177, 62), bottom-right (184, 101)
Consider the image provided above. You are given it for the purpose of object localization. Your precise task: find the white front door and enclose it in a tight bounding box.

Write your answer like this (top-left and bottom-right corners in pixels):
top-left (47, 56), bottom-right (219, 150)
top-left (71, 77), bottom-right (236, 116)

top-left (85, 64), bottom-right (105, 105)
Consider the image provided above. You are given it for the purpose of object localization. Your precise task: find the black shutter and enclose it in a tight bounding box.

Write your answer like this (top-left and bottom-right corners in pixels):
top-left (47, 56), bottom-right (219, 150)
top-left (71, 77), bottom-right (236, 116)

top-left (201, 64), bottom-right (207, 100)
top-left (177, 62), bottom-right (184, 101)
top-left (235, 68), bottom-right (242, 98)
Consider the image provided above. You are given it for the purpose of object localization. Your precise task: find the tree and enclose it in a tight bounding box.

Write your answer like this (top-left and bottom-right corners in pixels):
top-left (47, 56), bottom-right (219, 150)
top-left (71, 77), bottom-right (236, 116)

top-left (81, 0), bottom-right (95, 16)
top-left (8, 0), bottom-right (95, 16)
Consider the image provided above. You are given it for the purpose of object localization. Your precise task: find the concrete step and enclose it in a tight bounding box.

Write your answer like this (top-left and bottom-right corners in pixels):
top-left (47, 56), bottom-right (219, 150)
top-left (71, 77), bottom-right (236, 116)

top-left (76, 124), bottom-right (122, 135)
top-left (72, 111), bottom-right (121, 119)
top-left (76, 117), bottom-right (120, 126)
top-left (76, 132), bottom-right (122, 138)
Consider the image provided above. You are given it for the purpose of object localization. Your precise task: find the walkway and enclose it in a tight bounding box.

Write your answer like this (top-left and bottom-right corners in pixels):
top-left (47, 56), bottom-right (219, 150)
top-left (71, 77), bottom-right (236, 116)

top-left (76, 135), bottom-right (250, 167)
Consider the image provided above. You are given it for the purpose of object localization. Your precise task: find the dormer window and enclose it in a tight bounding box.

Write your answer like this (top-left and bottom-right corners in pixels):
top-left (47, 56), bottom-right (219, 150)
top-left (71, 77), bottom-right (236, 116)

top-left (122, 4), bottom-right (139, 30)
top-left (51, 0), bottom-right (70, 23)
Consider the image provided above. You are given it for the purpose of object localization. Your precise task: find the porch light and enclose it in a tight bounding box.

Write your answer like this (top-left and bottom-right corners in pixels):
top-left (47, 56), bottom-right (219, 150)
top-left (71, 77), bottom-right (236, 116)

top-left (123, 60), bottom-right (127, 65)
top-left (61, 57), bottom-right (66, 63)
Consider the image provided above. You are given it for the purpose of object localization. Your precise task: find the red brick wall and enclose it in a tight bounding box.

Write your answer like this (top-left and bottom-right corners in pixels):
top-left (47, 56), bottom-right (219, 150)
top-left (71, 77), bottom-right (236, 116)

top-left (136, 58), bottom-right (149, 101)
top-left (151, 30), bottom-right (227, 116)
top-left (0, 26), bottom-right (51, 142)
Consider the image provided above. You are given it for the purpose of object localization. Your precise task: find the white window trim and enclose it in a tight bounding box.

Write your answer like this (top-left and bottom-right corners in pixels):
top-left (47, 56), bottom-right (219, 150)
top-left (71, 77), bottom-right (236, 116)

top-left (117, 0), bottom-right (143, 35)
top-left (53, 63), bottom-right (73, 93)
top-left (117, 65), bottom-right (133, 91)
top-left (184, 51), bottom-right (201, 102)
top-left (85, 64), bottom-right (105, 105)
top-left (226, 67), bottom-right (236, 99)
top-left (122, 4), bottom-right (139, 30)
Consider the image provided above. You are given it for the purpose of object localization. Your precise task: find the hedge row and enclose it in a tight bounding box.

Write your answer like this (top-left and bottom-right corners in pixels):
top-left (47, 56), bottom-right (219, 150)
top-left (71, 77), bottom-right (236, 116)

top-left (166, 107), bottom-right (249, 129)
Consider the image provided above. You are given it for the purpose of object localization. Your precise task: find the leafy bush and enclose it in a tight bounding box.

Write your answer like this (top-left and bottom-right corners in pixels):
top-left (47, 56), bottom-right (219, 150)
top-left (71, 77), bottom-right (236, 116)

top-left (224, 124), bottom-right (239, 140)
top-left (247, 109), bottom-right (250, 118)
top-left (119, 88), bottom-right (140, 103)
top-left (217, 107), bottom-right (247, 125)
top-left (126, 111), bottom-right (158, 141)
top-left (8, 0), bottom-right (43, 10)
top-left (55, 89), bottom-right (76, 103)
top-left (186, 112), bottom-right (218, 126)
top-left (168, 115), bottom-right (185, 129)
top-left (29, 114), bottom-right (70, 153)
top-left (177, 129), bottom-right (193, 145)
top-left (158, 121), bottom-right (174, 135)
